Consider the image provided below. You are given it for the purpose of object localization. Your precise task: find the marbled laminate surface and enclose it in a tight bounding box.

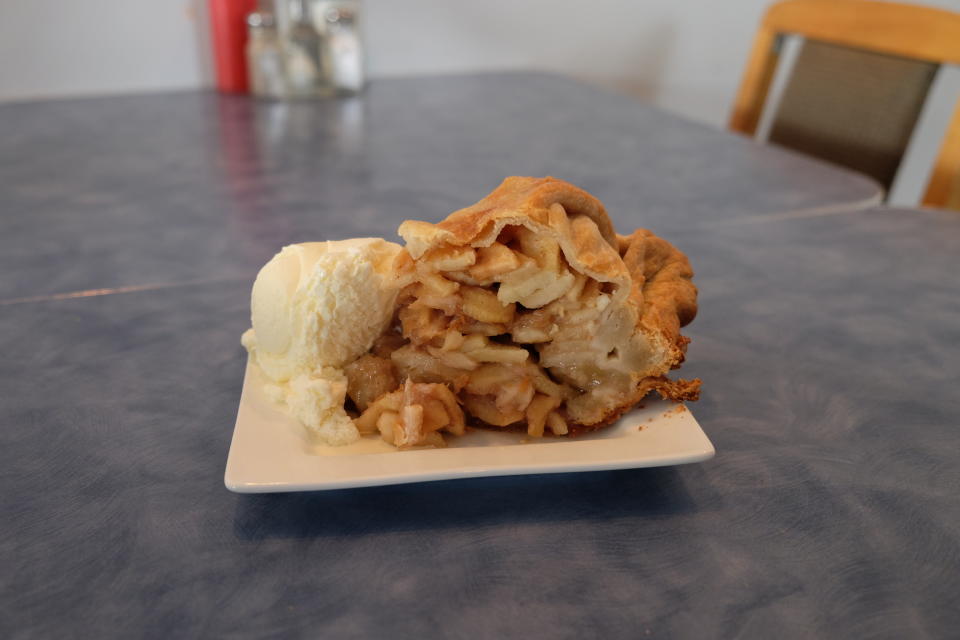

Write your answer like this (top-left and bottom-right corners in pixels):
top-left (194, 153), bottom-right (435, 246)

top-left (5, 75), bottom-right (956, 639)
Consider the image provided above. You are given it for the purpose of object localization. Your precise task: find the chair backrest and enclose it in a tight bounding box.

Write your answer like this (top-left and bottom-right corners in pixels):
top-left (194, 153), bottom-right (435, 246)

top-left (729, 0), bottom-right (960, 208)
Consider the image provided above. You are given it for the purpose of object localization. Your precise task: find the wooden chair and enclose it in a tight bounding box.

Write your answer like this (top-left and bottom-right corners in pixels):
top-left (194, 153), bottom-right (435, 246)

top-left (729, 0), bottom-right (960, 209)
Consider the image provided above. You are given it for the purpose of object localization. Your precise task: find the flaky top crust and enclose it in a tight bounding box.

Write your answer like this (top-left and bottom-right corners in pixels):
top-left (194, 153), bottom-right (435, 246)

top-left (399, 176), bottom-right (697, 354)
top-left (400, 176), bottom-right (617, 251)
top-left (399, 177), bottom-right (630, 305)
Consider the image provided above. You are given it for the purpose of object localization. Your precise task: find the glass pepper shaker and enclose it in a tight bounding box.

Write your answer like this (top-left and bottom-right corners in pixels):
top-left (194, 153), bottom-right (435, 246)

top-left (246, 12), bottom-right (287, 98)
top-left (322, 1), bottom-right (365, 94)
top-left (283, 0), bottom-right (335, 97)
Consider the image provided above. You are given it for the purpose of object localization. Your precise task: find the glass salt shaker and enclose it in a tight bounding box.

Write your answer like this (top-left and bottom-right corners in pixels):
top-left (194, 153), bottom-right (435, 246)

top-left (246, 12), bottom-right (287, 98)
top-left (322, 1), bottom-right (365, 94)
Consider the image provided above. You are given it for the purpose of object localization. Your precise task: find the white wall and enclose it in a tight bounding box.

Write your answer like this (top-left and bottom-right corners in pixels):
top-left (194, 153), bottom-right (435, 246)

top-left (1, 0), bottom-right (958, 128)
top-left (0, 1), bottom-right (211, 101)
top-left (364, 0), bottom-right (775, 126)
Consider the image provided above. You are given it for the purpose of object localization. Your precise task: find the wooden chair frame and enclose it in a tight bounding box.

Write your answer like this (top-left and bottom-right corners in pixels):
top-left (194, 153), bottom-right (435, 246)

top-left (729, 0), bottom-right (960, 208)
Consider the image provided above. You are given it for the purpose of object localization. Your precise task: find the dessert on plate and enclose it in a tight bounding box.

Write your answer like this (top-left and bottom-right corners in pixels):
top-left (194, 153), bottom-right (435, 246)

top-left (242, 177), bottom-right (699, 449)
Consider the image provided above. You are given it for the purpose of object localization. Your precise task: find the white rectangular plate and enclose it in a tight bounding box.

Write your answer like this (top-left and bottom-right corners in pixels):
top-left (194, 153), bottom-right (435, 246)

top-left (225, 362), bottom-right (715, 492)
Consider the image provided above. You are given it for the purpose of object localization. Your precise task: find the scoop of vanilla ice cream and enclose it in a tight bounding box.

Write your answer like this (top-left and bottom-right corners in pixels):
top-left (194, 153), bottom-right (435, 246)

top-left (247, 239), bottom-right (402, 379)
top-left (241, 238), bottom-right (403, 445)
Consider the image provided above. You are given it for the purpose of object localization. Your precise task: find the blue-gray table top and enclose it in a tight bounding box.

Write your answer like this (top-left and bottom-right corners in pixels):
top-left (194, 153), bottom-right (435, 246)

top-left (0, 72), bottom-right (880, 300)
top-left (4, 74), bottom-right (956, 639)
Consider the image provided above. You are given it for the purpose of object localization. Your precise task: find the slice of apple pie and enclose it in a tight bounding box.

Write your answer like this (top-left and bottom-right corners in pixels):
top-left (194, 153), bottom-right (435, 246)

top-left (355, 176), bottom-right (699, 444)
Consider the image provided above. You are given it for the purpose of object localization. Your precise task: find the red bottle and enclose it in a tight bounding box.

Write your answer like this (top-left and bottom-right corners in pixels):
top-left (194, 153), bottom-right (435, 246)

top-left (209, 0), bottom-right (257, 93)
